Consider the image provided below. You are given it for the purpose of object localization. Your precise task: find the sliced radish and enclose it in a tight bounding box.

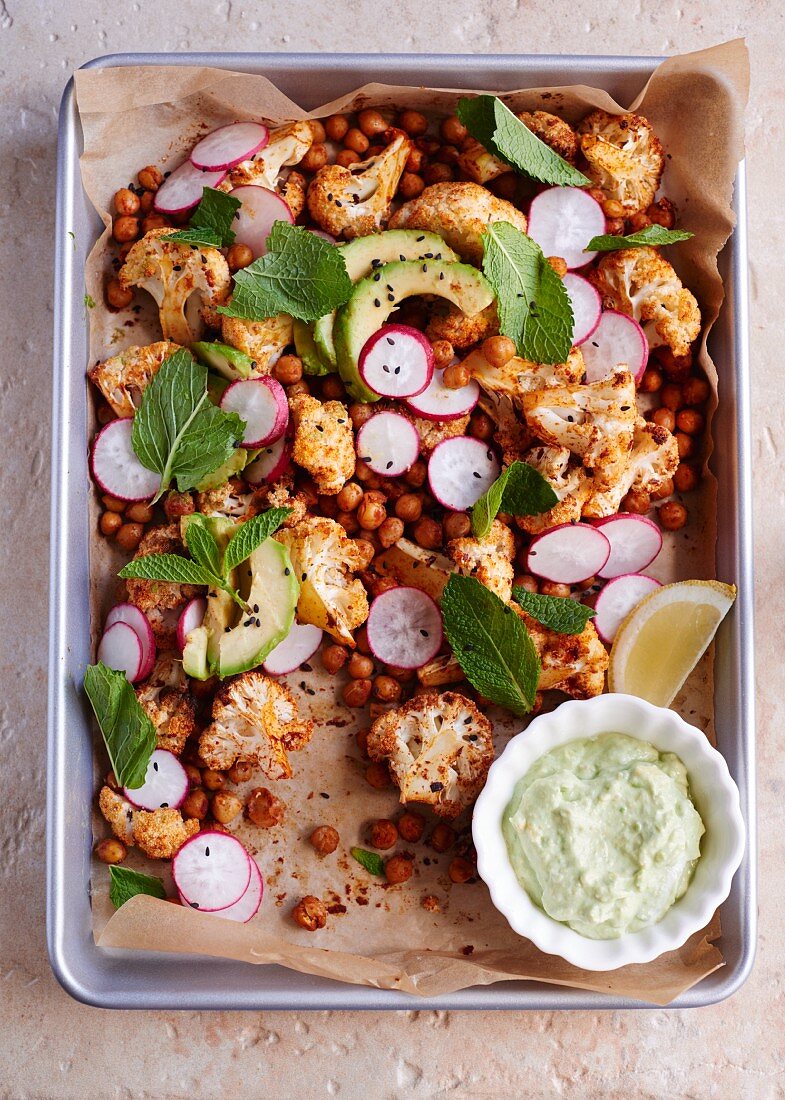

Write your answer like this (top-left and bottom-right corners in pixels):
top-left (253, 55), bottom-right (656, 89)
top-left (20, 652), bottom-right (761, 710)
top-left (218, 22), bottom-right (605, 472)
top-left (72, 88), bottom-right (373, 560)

top-left (220, 377), bottom-right (288, 447)
top-left (526, 522), bottom-right (611, 585)
top-left (527, 186), bottom-right (606, 270)
top-left (91, 419), bottom-right (162, 502)
top-left (186, 856), bottom-right (264, 923)
top-left (563, 273), bottom-right (602, 346)
top-left (356, 412), bottom-right (420, 477)
top-left (308, 229), bottom-right (337, 243)
top-left (594, 573), bottom-right (662, 644)
top-left (592, 514), bottom-right (663, 579)
top-left (190, 122), bottom-right (269, 172)
top-left (105, 603), bottom-right (157, 681)
top-left (97, 620), bottom-right (144, 682)
top-left (428, 437), bottom-right (500, 511)
top-left (172, 831), bottom-right (252, 912)
top-left (243, 435), bottom-right (290, 485)
top-left (366, 587), bottom-right (443, 670)
top-left (263, 622), bottom-right (324, 675)
top-left (154, 160), bottom-right (228, 214)
top-left (177, 597), bottom-right (207, 651)
top-left (123, 749), bottom-right (189, 811)
top-left (230, 185), bottom-right (294, 258)
top-left (581, 309), bottom-right (648, 384)
top-left (359, 324), bottom-right (434, 398)
top-left (405, 367), bottom-right (479, 422)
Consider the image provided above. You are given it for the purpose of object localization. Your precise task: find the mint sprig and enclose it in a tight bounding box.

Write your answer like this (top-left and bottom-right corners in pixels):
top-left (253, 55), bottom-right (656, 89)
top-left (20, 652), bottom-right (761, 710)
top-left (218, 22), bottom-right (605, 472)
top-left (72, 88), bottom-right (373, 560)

top-left (512, 587), bottom-right (596, 635)
top-left (471, 461), bottom-right (558, 538)
top-left (456, 96), bottom-right (590, 187)
top-left (586, 224), bottom-right (694, 253)
top-left (218, 222), bottom-right (353, 323)
top-left (83, 663), bottom-right (156, 789)
top-left (482, 222), bottom-right (574, 365)
top-left (350, 847), bottom-right (385, 877)
top-left (441, 575), bottom-right (540, 716)
top-left (223, 508), bottom-right (292, 574)
top-left (109, 865), bottom-right (167, 909)
top-left (118, 553), bottom-right (213, 588)
top-left (131, 349), bottom-right (245, 501)
top-left (168, 187), bottom-right (241, 249)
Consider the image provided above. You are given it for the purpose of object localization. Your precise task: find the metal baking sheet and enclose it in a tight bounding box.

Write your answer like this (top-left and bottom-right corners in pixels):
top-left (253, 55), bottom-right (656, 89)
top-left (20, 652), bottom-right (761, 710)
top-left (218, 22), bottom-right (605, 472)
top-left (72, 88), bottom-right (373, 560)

top-left (47, 52), bottom-right (755, 1010)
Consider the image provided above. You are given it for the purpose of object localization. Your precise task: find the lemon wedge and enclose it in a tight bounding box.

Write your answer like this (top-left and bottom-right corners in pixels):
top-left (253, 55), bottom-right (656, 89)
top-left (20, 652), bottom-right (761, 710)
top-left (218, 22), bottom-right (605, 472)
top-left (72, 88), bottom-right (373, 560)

top-left (608, 579), bottom-right (736, 706)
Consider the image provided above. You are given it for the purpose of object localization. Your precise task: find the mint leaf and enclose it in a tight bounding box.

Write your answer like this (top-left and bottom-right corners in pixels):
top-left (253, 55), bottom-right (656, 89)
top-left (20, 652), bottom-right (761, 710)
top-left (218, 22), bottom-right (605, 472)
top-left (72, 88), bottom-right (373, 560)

top-left (83, 663), bottom-right (156, 789)
top-left (218, 222), bottom-right (353, 323)
top-left (184, 514), bottom-right (224, 579)
top-left (471, 461), bottom-right (558, 538)
top-left (223, 508), bottom-right (292, 575)
top-left (482, 223), bottom-right (573, 365)
top-left (118, 553), bottom-right (212, 587)
top-left (350, 847), bottom-right (385, 877)
top-left (586, 224), bottom-right (694, 253)
top-left (131, 349), bottom-right (245, 499)
top-left (169, 187), bottom-right (241, 248)
top-left (456, 96), bottom-right (590, 187)
top-left (441, 575), bottom-right (540, 716)
top-left (512, 587), bottom-right (596, 634)
top-left (109, 865), bottom-right (167, 909)
top-left (84, 293), bottom-right (96, 309)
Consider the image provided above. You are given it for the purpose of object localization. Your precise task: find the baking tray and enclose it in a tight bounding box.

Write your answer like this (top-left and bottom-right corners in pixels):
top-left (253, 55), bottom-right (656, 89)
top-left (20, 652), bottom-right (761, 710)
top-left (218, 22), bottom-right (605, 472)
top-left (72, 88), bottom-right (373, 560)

top-left (47, 52), bottom-right (756, 1010)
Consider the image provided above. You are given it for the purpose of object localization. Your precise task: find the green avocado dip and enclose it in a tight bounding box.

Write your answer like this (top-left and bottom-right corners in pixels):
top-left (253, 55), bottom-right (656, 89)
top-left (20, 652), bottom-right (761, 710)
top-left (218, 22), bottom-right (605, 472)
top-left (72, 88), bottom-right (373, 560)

top-left (501, 733), bottom-right (705, 940)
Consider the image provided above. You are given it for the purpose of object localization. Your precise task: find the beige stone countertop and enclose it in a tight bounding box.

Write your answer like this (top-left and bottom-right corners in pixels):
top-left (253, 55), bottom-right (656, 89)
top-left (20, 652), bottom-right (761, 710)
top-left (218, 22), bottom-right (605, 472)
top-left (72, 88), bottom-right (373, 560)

top-left (0, 1), bottom-right (779, 1096)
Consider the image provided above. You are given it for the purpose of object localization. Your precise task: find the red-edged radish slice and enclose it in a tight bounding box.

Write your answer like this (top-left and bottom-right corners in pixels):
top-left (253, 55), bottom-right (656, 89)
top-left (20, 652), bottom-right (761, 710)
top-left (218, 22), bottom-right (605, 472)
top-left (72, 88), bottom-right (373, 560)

top-left (123, 749), bottom-right (189, 811)
top-left (172, 831), bottom-right (252, 912)
top-left (97, 620), bottom-right (144, 682)
top-left (563, 273), bottom-right (602, 346)
top-left (91, 419), bottom-right (162, 502)
top-left (527, 186), bottom-right (606, 270)
top-left (188, 856), bottom-right (264, 923)
top-left (263, 622), bottom-right (323, 675)
top-left (308, 228), bottom-right (337, 243)
top-left (526, 522), bottom-right (611, 585)
top-left (366, 586), bottom-right (443, 669)
top-left (592, 514), bottom-right (663, 579)
top-left (177, 597), bottom-right (207, 651)
top-left (356, 411), bottom-right (420, 477)
top-left (105, 603), bottom-right (157, 680)
top-left (154, 160), bottom-right (228, 214)
top-left (428, 436), bottom-right (500, 511)
top-left (594, 573), bottom-right (662, 644)
top-left (359, 324), bottom-right (434, 398)
top-left (243, 435), bottom-right (290, 485)
top-left (230, 185), bottom-right (294, 258)
top-left (220, 377), bottom-right (288, 447)
top-left (581, 309), bottom-right (648, 384)
top-left (190, 122), bottom-right (269, 172)
top-left (405, 366), bottom-right (479, 422)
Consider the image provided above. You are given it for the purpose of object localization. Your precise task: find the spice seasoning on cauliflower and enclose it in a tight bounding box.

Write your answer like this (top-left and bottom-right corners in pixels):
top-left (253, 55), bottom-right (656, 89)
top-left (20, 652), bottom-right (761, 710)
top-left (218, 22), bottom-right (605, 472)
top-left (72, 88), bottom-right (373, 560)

top-left (578, 110), bottom-right (665, 216)
top-left (99, 786), bottom-right (199, 860)
top-left (458, 110), bottom-right (579, 183)
top-left (220, 312), bottom-right (294, 375)
top-left (135, 654), bottom-right (197, 756)
top-left (88, 340), bottom-right (181, 418)
top-left (447, 519), bottom-right (515, 603)
top-left (288, 393), bottom-right (355, 495)
top-left (220, 121), bottom-right (314, 219)
top-left (307, 133), bottom-right (412, 239)
top-left (513, 606), bottom-right (609, 700)
top-left (125, 524), bottom-right (202, 647)
top-left (516, 445), bottom-right (592, 534)
top-left (583, 418), bottom-right (679, 518)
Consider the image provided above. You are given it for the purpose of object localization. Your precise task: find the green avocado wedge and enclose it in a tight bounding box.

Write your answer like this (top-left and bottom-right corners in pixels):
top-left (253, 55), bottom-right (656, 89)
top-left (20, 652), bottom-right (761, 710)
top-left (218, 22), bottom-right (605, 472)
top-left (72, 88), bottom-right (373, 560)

top-left (192, 340), bottom-right (255, 380)
top-left (293, 318), bottom-right (332, 376)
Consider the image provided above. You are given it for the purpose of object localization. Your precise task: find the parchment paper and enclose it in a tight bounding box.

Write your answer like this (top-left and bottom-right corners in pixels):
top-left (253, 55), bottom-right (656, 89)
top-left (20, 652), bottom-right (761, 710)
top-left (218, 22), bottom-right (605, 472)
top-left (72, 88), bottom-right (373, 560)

top-left (73, 40), bottom-right (748, 1005)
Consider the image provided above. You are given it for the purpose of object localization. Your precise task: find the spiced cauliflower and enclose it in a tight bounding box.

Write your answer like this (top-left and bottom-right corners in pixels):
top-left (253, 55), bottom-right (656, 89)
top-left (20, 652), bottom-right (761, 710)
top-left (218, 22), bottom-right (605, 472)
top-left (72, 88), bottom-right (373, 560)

top-left (578, 110), bottom-right (664, 215)
top-left (221, 121), bottom-right (314, 219)
top-left (464, 345), bottom-right (585, 401)
top-left (288, 393), bottom-right (355, 495)
top-left (220, 312), bottom-right (294, 375)
top-left (515, 608), bottom-right (609, 700)
top-left (99, 786), bottom-right (199, 859)
top-left (195, 479), bottom-right (259, 521)
top-left (584, 417), bottom-right (679, 517)
top-left (88, 340), bottom-right (181, 418)
top-left (426, 301), bottom-right (499, 349)
top-left (516, 444), bottom-right (593, 535)
top-left (367, 691), bottom-right (494, 819)
top-left (135, 654), bottom-right (197, 756)
top-left (125, 525), bottom-right (202, 648)
top-left (447, 519), bottom-right (515, 603)
top-left (458, 110), bottom-right (578, 183)
top-left (199, 670), bottom-right (313, 777)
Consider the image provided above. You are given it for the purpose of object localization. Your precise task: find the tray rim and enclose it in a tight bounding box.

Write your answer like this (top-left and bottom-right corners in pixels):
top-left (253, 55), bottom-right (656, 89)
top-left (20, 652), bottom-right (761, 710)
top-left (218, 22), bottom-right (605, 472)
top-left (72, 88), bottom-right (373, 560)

top-left (47, 50), bottom-right (756, 1011)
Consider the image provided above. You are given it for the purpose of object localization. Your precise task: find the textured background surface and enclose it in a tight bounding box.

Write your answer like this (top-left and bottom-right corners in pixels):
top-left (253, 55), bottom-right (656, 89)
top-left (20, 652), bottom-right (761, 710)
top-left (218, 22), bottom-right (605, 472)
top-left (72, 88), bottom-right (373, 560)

top-left (0, 1), bottom-right (779, 1096)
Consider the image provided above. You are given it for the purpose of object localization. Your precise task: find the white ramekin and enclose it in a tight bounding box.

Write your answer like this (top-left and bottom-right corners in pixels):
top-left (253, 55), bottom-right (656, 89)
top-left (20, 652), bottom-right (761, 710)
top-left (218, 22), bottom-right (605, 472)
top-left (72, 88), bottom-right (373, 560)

top-left (472, 694), bottom-right (745, 971)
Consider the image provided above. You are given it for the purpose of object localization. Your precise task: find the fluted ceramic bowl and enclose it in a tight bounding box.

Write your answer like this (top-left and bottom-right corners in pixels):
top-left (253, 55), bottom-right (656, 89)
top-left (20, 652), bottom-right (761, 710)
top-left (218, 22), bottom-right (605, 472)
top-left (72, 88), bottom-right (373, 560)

top-left (472, 694), bottom-right (745, 971)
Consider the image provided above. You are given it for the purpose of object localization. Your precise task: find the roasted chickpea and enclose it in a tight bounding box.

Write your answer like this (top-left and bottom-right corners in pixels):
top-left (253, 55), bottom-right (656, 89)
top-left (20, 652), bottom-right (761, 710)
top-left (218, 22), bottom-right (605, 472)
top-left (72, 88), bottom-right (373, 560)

top-left (657, 500), bottom-right (688, 531)
top-left (94, 838), bottom-right (127, 865)
top-left (405, 149), bottom-right (427, 177)
top-left (468, 411), bottom-right (494, 442)
top-left (397, 810), bottom-right (425, 843)
top-left (348, 652), bottom-right (374, 680)
top-left (336, 510), bottom-right (360, 535)
top-left (601, 197), bottom-right (625, 219)
top-left (385, 853), bottom-right (414, 884)
top-left (621, 488), bottom-right (651, 514)
top-left (482, 335), bottom-right (516, 370)
top-left (673, 463), bottom-right (699, 493)
top-left (306, 118), bottom-right (327, 143)
top-left (646, 197), bottom-right (676, 229)
top-left (105, 277), bottom-right (134, 310)
top-left (413, 516), bottom-right (442, 550)
top-left (99, 511), bottom-right (122, 537)
top-left (113, 215), bottom-right (140, 243)
top-left (181, 788), bottom-right (209, 820)
top-left (540, 581), bottom-right (570, 598)
top-left (292, 895), bottom-right (327, 931)
top-left (138, 190), bottom-right (155, 214)
top-left (369, 575), bottom-right (398, 598)
top-left (676, 408), bottom-right (705, 435)
top-left (357, 108), bottom-right (389, 137)
top-left (163, 489), bottom-right (194, 519)
top-left (321, 375), bottom-right (346, 401)
top-left (183, 763), bottom-right (202, 788)
top-left (343, 127), bottom-right (370, 155)
top-left (660, 383), bottom-right (683, 412)
top-left (423, 162), bottom-right (453, 185)
top-left (377, 516), bottom-right (404, 548)
top-left (442, 511), bottom-right (471, 541)
top-left (355, 624), bottom-right (373, 655)
top-left (319, 494), bottom-right (339, 518)
top-left (425, 340), bottom-right (451, 371)
top-left (442, 361), bottom-right (470, 390)
top-left (97, 404), bottom-right (115, 425)
top-left (373, 675), bottom-right (402, 703)
top-left (651, 407), bottom-right (676, 433)
top-left (227, 760), bottom-right (254, 784)
top-left (365, 761), bottom-right (391, 788)
top-left (344, 678), bottom-right (373, 708)
top-left (440, 114), bottom-right (468, 145)
top-left (336, 148), bottom-right (361, 168)
top-left (675, 432), bottom-right (696, 460)
top-left (397, 109), bottom-right (428, 136)
top-left (657, 346), bottom-right (693, 381)
top-left (404, 460), bottom-right (427, 488)
top-left (309, 825), bottom-right (340, 855)
top-left (448, 856), bottom-right (475, 884)
top-left (246, 787), bottom-right (285, 828)
top-left (398, 172), bottom-right (425, 200)
top-left (101, 494), bottom-right (125, 513)
top-left (212, 791), bottom-right (243, 825)
top-left (369, 819), bottom-right (399, 849)
top-left (286, 380), bottom-right (310, 399)
top-left (430, 823), bottom-right (456, 853)
top-left (546, 256), bottom-right (568, 278)
top-left (513, 573), bottom-right (538, 593)
top-left (142, 214), bottom-right (171, 233)
top-left (395, 492), bottom-right (423, 523)
top-left (321, 644), bottom-right (349, 675)
top-left (627, 212), bottom-right (651, 232)
top-left (682, 377), bottom-right (710, 406)
top-left (651, 477), bottom-right (674, 501)
top-left (115, 522), bottom-right (143, 552)
top-left (333, 484), bottom-right (360, 516)
top-left (272, 354), bottom-right (303, 386)
top-left (201, 768), bottom-right (225, 792)
top-left (605, 217), bottom-right (626, 236)
top-left (113, 187), bottom-right (140, 216)
top-left (639, 367), bottom-right (663, 394)
top-left (126, 502), bottom-right (154, 524)
top-left (325, 113), bottom-right (350, 142)
top-left (357, 495), bottom-right (387, 531)
top-left (138, 165), bottom-right (164, 191)
top-left (226, 242), bottom-right (254, 272)
top-left (300, 143), bottom-right (329, 173)
top-left (349, 402), bottom-right (374, 431)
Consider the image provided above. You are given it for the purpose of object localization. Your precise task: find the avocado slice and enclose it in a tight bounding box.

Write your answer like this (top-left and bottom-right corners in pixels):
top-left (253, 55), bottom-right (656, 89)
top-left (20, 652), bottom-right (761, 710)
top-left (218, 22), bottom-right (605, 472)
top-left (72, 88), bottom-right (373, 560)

top-left (313, 230), bottom-right (460, 372)
top-left (192, 340), bottom-right (255, 380)
top-left (293, 318), bottom-right (332, 377)
top-left (195, 446), bottom-right (262, 492)
top-left (334, 259), bottom-right (495, 402)
top-left (180, 516), bottom-right (237, 679)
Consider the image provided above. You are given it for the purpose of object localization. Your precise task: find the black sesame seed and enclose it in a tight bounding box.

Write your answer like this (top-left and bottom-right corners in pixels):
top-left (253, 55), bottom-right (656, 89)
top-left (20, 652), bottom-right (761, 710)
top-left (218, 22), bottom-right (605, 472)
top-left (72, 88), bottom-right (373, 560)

top-left (473, 471), bottom-right (481, 478)
top-left (620, 405), bottom-right (631, 411)
top-left (244, 618), bottom-right (254, 627)
top-left (374, 298), bottom-right (381, 307)
top-left (420, 629), bottom-right (429, 637)
top-left (301, 572), bottom-right (307, 581)
top-left (205, 846), bottom-right (210, 857)
top-left (284, 567), bottom-right (291, 575)
top-left (386, 460), bottom-right (393, 469)
top-left (422, 263), bottom-right (427, 272)
top-left (327, 192), bottom-right (333, 201)
top-left (386, 337), bottom-right (395, 346)
top-left (320, 792), bottom-right (330, 799)
top-left (316, 424), bottom-right (324, 432)
top-left (224, 626), bottom-right (231, 633)
top-left (190, 901), bottom-right (199, 908)
top-left (439, 272), bottom-right (445, 281)
top-left (373, 272), bottom-right (381, 281)
top-left (160, 801), bottom-right (168, 808)
top-left (394, 365), bottom-right (401, 374)
top-left (430, 781), bottom-right (444, 792)
top-left (416, 235), bottom-right (425, 242)
top-left (153, 761), bottom-right (159, 772)
top-left (388, 293), bottom-right (395, 302)
top-left (468, 734), bottom-right (478, 742)
top-left (400, 254), bottom-right (406, 261)
top-left (382, 364), bottom-right (390, 373)
top-left (335, 200), bottom-right (343, 207)
top-left (371, 258), bottom-right (381, 268)
top-left (173, 264), bottom-right (182, 272)
top-left (253, 604), bottom-right (259, 613)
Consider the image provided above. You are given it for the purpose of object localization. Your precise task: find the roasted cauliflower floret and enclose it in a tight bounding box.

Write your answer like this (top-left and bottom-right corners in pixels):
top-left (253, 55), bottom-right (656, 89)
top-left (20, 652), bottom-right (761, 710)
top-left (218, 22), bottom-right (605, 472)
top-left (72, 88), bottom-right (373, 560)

top-left (389, 182), bottom-right (528, 265)
top-left (522, 370), bottom-right (637, 491)
top-left (477, 388), bottom-right (531, 465)
top-left (516, 444), bottom-right (592, 534)
top-left (447, 519), bottom-right (515, 602)
top-left (195, 478), bottom-right (258, 520)
top-left (88, 340), bottom-right (181, 418)
top-left (119, 228), bottom-right (230, 346)
top-left (99, 787), bottom-right (199, 859)
top-left (126, 525), bottom-right (202, 646)
top-left (261, 482), bottom-right (308, 527)
top-left (584, 417), bottom-right (679, 517)
top-left (426, 301), bottom-right (499, 349)
top-left (578, 110), bottom-right (664, 215)
top-left (368, 692), bottom-right (494, 819)
top-left (221, 121), bottom-right (314, 219)
top-left (464, 345), bottom-right (585, 401)
top-left (514, 608), bottom-right (608, 699)
top-left (307, 132), bottom-right (412, 239)
top-left (457, 110), bottom-right (578, 183)
top-left (289, 393), bottom-right (355, 495)
top-left (199, 670), bottom-right (313, 777)
top-left (275, 516), bottom-right (372, 644)
top-left (135, 654), bottom-right (196, 756)
top-left (220, 312), bottom-right (294, 375)
top-left (590, 247), bottom-right (701, 358)
top-left (398, 406), bottom-right (469, 457)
